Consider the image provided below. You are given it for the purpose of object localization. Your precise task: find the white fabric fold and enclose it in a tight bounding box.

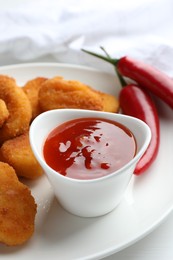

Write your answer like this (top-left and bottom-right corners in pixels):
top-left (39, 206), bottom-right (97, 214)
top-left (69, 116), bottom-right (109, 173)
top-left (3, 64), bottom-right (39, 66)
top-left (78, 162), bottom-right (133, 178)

top-left (0, 0), bottom-right (173, 75)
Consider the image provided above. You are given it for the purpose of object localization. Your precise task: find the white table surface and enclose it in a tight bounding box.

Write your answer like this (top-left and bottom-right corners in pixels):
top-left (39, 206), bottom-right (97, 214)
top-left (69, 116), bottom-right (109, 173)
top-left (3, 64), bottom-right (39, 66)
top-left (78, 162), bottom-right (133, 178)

top-left (1, 1), bottom-right (173, 260)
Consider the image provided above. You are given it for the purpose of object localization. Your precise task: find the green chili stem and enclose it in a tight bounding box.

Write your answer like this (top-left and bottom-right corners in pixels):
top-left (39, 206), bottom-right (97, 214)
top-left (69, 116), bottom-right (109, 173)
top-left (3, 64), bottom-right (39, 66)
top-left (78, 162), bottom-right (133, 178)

top-left (99, 46), bottom-right (127, 87)
top-left (81, 48), bottom-right (118, 66)
top-left (82, 47), bottom-right (127, 87)
top-left (116, 70), bottom-right (127, 87)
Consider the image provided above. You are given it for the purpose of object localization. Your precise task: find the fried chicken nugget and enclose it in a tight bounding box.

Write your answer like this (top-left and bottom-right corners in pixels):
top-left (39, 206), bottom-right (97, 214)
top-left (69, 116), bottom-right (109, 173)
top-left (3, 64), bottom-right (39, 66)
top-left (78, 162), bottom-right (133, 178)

top-left (38, 77), bottom-right (104, 111)
top-left (23, 77), bottom-right (47, 120)
top-left (0, 162), bottom-right (37, 246)
top-left (0, 99), bottom-right (9, 127)
top-left (96, 91), bottom-right (119, 113)
top-left (0, 75), bottom-right (32, 144)
top-left (1, 132), bottom-right (43, 179)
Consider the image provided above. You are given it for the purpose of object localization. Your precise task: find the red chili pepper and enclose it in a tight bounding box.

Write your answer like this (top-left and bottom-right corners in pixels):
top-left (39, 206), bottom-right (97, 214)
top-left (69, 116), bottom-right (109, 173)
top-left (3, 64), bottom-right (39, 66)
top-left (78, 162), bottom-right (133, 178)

top-left (82, 47), bottom-right (160, 174)
top-left (117, 56), bottom-right (173, 109)
top-left (82, 48), bottom-right (173, 108)
top-left (119, 85), bottom-right (160, 175)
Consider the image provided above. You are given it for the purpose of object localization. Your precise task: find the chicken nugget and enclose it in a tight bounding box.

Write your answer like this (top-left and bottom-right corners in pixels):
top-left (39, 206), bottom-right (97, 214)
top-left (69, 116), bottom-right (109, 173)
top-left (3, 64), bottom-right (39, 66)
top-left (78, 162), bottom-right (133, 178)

top-left (1, 132), bottom-right (43, 179)
top-left (0, 75), bottom-right (32, 144)
top-left (0, 99), bottom-right (9, 127)
top-left (0, 162), bottom-right (37, 246)
top-left (23, 77), bottom-right (47, 120)
top-left (96, 91), bottom-right (119, 113)
top-left (38, 77), bottom-right (104, 111)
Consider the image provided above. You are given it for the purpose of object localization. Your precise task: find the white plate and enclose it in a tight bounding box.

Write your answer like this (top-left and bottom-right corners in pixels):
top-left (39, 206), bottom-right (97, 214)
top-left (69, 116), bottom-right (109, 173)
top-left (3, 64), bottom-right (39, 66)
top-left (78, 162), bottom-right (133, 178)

top-left (0, 63), bottom-right (173, 260)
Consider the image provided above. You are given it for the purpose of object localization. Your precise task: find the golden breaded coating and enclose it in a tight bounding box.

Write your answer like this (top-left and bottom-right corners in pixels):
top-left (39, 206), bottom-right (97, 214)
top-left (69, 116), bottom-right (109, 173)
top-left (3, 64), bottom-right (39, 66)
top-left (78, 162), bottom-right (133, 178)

top-left (23, 77), bottom-right (47, 120)
top-left (1, 132), bottom-right (43, 179)
top-left (38, 77), bottom-right (104, 111)
top-left (0, 99), bottom-right (9, 127)
top-left (0, 162), bottom-right (37, 246)
top-left (96, 91), bottom-right (119, 113)
top-left (0, 75), bottom-right (32, 144)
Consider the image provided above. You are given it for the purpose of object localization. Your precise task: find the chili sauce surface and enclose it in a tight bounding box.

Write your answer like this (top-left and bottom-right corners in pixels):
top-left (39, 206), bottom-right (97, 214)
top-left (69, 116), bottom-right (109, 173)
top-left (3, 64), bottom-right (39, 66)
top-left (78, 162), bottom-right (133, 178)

top-left (43, 117), bottom-right (136, 180)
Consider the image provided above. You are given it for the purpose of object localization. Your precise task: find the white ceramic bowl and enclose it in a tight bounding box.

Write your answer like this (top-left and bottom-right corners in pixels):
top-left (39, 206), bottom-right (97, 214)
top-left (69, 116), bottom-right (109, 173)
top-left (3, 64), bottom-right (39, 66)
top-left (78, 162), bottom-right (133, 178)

top-left (29, 109), bottom-right (151, 217)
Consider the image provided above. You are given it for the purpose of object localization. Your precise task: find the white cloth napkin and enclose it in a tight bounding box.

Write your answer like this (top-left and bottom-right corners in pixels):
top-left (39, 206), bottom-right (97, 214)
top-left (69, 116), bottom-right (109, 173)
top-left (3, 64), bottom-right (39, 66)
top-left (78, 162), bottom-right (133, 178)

top-left (0, 0), bottom-right (173, 75)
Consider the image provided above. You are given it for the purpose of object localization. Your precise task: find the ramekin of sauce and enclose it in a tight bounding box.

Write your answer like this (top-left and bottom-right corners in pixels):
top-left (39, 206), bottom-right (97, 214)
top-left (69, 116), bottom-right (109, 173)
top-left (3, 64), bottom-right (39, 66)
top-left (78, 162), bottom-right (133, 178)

top-left (30, 109), bottom-right (151, 217)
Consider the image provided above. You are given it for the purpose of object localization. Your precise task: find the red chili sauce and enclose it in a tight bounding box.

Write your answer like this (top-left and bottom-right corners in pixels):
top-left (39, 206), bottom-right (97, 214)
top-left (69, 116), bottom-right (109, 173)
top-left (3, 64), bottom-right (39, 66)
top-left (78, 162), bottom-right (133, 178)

top-left (43, 117), bottom-right (137, 180)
